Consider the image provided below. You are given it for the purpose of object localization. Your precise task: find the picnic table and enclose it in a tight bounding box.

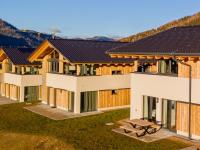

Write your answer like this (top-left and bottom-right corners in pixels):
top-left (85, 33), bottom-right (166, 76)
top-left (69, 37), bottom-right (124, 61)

top-left (124, 119), bottom-right (155, 137)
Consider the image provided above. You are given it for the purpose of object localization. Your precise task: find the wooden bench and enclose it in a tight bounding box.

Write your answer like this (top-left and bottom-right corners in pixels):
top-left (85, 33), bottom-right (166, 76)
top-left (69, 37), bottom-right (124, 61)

top-left (120, 125), bottom-right (141, 134)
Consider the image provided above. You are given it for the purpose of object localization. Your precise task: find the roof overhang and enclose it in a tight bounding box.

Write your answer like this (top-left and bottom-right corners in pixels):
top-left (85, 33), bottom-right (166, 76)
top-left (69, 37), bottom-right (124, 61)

top-left (109, 52), bottom-right (200, 62)
top-left (0, 48), bottom-right (8, 62)
top-left (28, 40), bottom-right (71, 63)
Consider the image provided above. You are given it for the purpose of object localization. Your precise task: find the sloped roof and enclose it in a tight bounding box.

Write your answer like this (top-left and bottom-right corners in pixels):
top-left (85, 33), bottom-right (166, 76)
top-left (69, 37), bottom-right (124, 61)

top-left (108, 26), bottom-right (200, 55)
top-left (48, 39), bottom-right (133, 63)
top-left (3, 48), bottom-right (40, 65)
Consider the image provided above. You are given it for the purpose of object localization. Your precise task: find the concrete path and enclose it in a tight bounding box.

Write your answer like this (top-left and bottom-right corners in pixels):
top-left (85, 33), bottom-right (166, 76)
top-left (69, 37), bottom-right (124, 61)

top-left (113, 128), bottom-right (176, 143)
top-left (24, 104), bottom-right (103, 120)
top-left (0, 97), bottom-right (17, 105)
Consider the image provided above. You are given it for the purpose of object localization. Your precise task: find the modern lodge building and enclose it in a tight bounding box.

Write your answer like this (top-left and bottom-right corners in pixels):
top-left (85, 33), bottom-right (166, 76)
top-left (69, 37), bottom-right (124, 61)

top-left (0, 48), bottom-right (42, 102)
top-left (28, 39), bottom-right (136, 113)
top-left (108, 26), bottom-right (200, 140)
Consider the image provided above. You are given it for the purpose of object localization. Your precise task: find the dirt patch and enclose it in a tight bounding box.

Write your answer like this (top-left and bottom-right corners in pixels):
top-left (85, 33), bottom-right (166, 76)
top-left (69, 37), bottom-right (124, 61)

top-left (0, 131), bottom-right (74, 150)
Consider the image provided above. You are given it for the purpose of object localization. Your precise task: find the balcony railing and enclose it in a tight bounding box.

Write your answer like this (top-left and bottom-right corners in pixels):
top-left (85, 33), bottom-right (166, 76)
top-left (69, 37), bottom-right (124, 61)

top-left (131, 72), bottom-right (200, 104)
top-left (46, 73), bottom-right (131, 92)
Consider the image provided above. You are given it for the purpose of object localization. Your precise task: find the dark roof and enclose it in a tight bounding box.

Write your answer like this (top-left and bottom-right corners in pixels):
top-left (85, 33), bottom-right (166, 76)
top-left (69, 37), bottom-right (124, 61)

top-left (108, 26), bottom-right (200, 55)
top-left (3, 48), bottom-right (40, 65)
top-left (48, 39), bottom-right (133, 63)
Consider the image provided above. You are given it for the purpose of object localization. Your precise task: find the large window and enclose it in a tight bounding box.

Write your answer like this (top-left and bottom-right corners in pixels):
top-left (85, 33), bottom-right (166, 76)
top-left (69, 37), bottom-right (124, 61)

top-left (50, 60), bottom-right (59, 73)
top-left (143, 96), bottom-right (157, 122)
top-left (79, 64), bottom-right (97, 76)
top-left (162, 99), bottom-right (176, 132)
top-left (80, 91), bottom-right (97, 112)
top-left (137, 63), bottom-right (153, 73)
top-left (24, 86), bottom-right (39, 102)
top-left (49, 51), bottom-right (59, 73)
top-left (158, 59), bottom-right (178, 74)
top-left (63, 63), bottom-right (76, 75)
top-left (24, 67), bottom-right (39, 75)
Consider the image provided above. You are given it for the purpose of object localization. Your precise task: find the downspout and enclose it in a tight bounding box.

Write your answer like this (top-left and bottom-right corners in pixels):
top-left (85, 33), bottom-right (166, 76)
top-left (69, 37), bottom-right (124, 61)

top-left (172, 57), bottom-right (192, 140)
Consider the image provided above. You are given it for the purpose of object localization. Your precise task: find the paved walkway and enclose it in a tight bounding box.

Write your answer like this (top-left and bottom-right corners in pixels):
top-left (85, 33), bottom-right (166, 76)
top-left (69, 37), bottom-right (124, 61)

top-left (113, 127), bottom-right (176, 143)
top-left (24, 104), bottom-right (103, 120)
top-left (0, 97), bottom-right (17, 105)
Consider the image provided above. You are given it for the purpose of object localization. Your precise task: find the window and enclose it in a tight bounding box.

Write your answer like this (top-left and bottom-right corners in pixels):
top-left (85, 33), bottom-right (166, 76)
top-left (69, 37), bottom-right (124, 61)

top-left (49, 60), bottom-right (59, 73)
top-left (8, 60), bottom-right (12, 73)
top-left (24, 67), bottom-right (39, 75)
top-left (158, 59), bottom-right (178, 74)
top-left (112, 90), bottom-right (117, 95)
top-left (112, 70), bottom-right (122, 75)
top-left (16, 66), bottom-right (22, 74)
top-left (79, 65), bottom-right (97, 76)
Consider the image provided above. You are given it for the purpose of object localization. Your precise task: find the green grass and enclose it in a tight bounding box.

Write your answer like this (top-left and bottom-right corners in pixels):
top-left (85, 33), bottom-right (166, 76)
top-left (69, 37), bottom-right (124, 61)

top-left (0, 103), bottom-right (191, 150)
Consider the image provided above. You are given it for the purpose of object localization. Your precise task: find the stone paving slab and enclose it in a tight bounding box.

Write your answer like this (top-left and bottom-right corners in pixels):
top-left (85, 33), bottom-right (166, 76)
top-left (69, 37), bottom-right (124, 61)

top-left (0, 97), bottom-right (17, 105)
top-left (24, 104), bottom-right (103, 120)
top-left (112, 128), bottom-right (176, 143)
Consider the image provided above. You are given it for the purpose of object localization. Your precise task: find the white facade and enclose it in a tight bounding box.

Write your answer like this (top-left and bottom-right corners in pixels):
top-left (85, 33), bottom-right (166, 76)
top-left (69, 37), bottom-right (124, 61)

top-left (2, 73), bottom-right (42, 102)
top-left (46, 73), bottom-right (130, 92)
top-left (130, 72), bottom-right (200, 119)
top-left (46, 73), bottom-right (131, 113)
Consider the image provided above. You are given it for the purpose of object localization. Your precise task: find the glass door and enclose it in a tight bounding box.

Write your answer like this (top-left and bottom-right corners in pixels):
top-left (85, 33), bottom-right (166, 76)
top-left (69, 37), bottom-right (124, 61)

top-left (81, 91), bottom-right (97, 113)
top-left (162, 99), bottom-right (176, 132)
top-left (24, 86), bottom-right (39, 102)
top-left (143, 96), bottom-right (157, 122)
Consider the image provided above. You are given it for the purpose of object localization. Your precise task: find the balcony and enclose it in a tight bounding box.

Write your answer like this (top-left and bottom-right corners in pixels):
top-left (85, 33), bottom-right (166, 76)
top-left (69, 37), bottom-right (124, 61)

top-left (46, 73), bottom-right (131, 92)
top-left (3, 73), bottom-right (42, 87)
top-left (131, 72), bottom-right (200, 104)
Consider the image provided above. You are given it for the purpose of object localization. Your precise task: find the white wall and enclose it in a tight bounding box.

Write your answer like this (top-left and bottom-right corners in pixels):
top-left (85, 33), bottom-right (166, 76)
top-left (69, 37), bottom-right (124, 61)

top-left (4, 73), bottom-right (42, 86)
top-left (46, 73), bottom-right (130, 92)
top-left (130, 73), bottom-right (200, 119)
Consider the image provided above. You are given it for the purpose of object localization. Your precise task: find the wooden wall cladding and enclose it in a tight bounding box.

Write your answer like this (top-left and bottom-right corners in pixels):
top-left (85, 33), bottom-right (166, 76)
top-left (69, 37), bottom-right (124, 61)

top-left (98, 88), bottom-right (130, 108)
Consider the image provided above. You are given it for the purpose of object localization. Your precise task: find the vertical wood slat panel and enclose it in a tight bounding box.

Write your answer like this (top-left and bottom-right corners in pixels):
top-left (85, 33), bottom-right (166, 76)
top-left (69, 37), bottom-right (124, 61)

top-left (98, 89), bottom-right (130, 109)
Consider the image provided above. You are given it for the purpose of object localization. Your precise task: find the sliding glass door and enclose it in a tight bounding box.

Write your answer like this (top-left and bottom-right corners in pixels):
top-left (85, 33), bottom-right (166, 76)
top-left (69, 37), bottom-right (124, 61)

top-left (81, 91), bottom-right (97, 113)
top-left (143, 96), bottom-right (157, 122)
top-left (162, 99), bottom-right (176, 132)
top-left (24, 86), bottom-right (39, 102)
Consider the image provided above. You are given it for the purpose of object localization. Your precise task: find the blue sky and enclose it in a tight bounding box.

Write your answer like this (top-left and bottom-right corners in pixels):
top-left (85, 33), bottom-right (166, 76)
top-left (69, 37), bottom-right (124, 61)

top-left (1, 0), bottom-right (200, 38)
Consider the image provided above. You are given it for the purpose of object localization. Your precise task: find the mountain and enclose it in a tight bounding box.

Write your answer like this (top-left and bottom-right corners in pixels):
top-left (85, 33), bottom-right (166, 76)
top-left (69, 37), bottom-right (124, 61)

top-left (87, 36), bottom-right (114, 41)
top-left (0, 19), bottom-right (55, 47)
top-left (120, 12), bottom-right (200, 42)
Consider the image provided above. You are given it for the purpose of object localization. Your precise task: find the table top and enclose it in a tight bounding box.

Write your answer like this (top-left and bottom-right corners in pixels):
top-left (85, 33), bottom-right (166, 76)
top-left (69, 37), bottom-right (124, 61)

top-left (126, 119), bottom-right (154, 127)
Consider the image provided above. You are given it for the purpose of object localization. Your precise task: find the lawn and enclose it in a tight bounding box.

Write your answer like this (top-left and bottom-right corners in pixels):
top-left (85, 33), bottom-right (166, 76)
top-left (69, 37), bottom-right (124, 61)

top-left (0, 103), bottom-right (191, 150)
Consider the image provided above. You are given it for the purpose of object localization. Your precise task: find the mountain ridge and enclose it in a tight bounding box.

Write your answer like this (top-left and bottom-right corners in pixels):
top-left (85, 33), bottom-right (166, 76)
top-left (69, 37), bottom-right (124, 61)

top-left (120, 12), bottom-right (200, 42)
top-left (0, 18), bottom-right (54, 47)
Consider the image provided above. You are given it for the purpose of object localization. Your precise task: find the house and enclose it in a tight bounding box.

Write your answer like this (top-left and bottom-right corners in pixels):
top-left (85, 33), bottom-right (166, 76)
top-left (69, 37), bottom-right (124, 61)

top-left (0, 48), bottom-right (42, 102)
top-left (28, 39), bottom-right (136, 113)
top-left (107, 26), bottom-right (200, 140)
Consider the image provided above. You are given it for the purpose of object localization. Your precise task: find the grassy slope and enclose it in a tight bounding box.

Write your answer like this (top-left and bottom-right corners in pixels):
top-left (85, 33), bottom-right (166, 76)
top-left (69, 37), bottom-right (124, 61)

top-left (121, 12), bottom-right (200, 42)
top-left (0, 103), bottom-right (191, 150)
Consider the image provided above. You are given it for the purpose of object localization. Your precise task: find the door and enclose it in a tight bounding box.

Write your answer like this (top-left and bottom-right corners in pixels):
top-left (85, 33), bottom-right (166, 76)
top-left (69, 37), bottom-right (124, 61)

top-left (24, 86), bottom-right (39, 102)
top-left (143, 96), bottom-right (157, 122)
top-left (81, 91), bottom-right (97, 113)
top-left (162, 99), bottom-right (176, 131)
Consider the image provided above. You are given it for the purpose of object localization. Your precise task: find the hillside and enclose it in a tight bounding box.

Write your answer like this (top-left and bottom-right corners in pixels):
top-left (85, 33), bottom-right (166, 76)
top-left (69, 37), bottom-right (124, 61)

top-left (120, 12), bottom-right (200, 42)
top-left (0, 19), bottom-right (55, 47)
